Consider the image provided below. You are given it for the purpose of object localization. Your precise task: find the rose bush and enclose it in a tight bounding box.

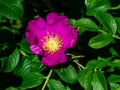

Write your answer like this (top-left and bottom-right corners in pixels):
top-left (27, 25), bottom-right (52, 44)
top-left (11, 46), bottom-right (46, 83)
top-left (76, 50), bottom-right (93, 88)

top-left (0, 0), bottom-right (120, 90)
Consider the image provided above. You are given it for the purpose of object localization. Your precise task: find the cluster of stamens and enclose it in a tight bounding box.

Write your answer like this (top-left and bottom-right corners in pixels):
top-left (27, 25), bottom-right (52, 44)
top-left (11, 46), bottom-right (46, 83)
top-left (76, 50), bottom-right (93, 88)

top-left (41, 32), bottom-right (63, 54)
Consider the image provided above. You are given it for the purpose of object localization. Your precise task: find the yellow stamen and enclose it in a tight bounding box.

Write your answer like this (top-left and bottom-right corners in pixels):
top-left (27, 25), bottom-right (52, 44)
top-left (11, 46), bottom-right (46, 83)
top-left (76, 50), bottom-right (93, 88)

top-left (42, 33), bottom-right (63, 54)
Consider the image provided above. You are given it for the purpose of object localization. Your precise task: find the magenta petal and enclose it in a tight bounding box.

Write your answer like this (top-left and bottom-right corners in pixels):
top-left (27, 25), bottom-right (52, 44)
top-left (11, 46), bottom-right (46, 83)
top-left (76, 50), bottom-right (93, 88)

top-left (46, 12), bottom-right (59, 24)
top-left (25, 31), bottom-right (36, 44)
top-left (42, 51), bottom-right (67, 66)
top-left (30, 17), bottom-right (46, 29)
top-left (47, 21), bottom-right (72, 39)
top-left (30, 44), bottom-right (43, 55)
top-left (63, 28), bottom-right (78, 48)
top-left (27, 17), bottom-right (47, 39)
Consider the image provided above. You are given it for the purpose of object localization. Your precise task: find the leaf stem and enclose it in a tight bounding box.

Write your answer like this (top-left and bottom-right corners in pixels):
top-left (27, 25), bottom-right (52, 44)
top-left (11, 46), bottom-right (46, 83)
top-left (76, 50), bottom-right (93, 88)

top-left (41, 68), bottom-right (53, 90)
top-left (73, 60), bottom-right (85, 69)
top-left (19, 49), bottom-right (29, 56)
top-left (113, 34), bottom-right (120, 39)
top-left (99, 30), bottom-right (120, 40)
top-left (109, 4), bottom-right (120, 10)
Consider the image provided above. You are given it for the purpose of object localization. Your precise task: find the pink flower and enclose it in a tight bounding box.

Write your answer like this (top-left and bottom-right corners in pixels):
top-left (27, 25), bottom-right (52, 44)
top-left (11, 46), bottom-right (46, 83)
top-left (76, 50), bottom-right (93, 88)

top-left (25, 12), bottom-right (78, 66)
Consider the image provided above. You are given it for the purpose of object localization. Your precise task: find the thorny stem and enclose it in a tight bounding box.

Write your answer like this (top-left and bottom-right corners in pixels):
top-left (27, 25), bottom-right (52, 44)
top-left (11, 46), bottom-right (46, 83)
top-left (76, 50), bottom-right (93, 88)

top-left (41, 68), bottom-right (53, 90)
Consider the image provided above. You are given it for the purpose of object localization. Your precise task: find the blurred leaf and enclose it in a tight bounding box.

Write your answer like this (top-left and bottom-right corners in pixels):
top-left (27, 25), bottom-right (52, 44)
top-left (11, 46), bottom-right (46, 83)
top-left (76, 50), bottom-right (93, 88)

top-left (74, 18), bottom-right (99, 32)
top-left (115, 18), bottom-right (120, 34)
top-left (107, 74), bottom-right (120, 90)
top-left (19, 38), bottom-right (31, 54)
top-left (108, 83), bottom-right (120, 90)
top-left (110, 59), bottom-right (120, 68)
top-left (107, 74), bottom-right (120, 83)
top-left (47, 79), bottom-right (66, 90)
top-left (5, 87), bottom-right (19, 90)
top-left (0, 0), bottom-right (24, 19)
top-left (21, 72), bottom-right (44, 89)
top-left (89, 33), bottom-right (113, 49)
top-left (78, 69), bottom-right (93, 90)
top-left (94, 12), bottom-right (117, 34)
top-left (86, 57), bottom-right (109, 70)
top-left (55, 65), bottom-right (78, 84)
top-left (109, 47), bottom-right (119, 56)
top-left (68, 18), bottom-right (76, 26)
top-left (66, 86), bottom-right (71, 90)
top-left (91, 72), bottom-right (107, 90)
top-left (3, 48), bottom-right (20, 72)
top-left (86, 0), bottom-right (110, 16)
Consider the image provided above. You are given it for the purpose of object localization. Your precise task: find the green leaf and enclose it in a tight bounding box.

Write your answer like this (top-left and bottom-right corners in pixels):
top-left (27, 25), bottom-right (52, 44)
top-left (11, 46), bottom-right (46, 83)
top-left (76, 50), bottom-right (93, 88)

top-left (108, 83), bottom-right (120, 90)
top-left (91, 72), bottom-right (107, 90)
top-left (55, 65), bottom-right (78, 84)
top-left (74, 18), bottom-right (99, 32)
top-left (5, 87), bottom-right (19, 90)
top-left (14, 55), bottom-right (42, 77)
top-left (3, 48), bottom-right (20, 72)
top-left (21, 72), bottom-right (44, 89)
top-left (107, 74), bottom-right (120, 83)
top-left (66, 86), bottom-right (71, 90)
top-left (78, 69), bottom-right (93, 90)
top-left (89, 33), bottom-right (113, 49)
top-left (86, 0), bottom-right (110, 16)
top-left (110, 59), bottom-right (120, 68)
top-left (86, 57), bottom-right (109, 69)
top-left (0, 0), bottom-right (24, 19)
top-left (94, 12), bottom-right (117, 34)
top-left (19, 38), bottom-right (31, 54)
top-left (13, 57), bottom-right (32, 77)
top-left (109, 47), bottom-right (119, 56)
top-left (107, 74), bottom-right (120, 90)
top-left (115, 18), bottom-right (120, 34)
top-left (47, 79), bottom-right (66, 90)
top-left (68, 18), bottom-right (76, 26)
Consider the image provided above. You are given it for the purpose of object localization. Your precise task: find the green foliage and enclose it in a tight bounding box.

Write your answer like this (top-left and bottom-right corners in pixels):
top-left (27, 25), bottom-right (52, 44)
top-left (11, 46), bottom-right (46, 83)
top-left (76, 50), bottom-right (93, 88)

top-left (1, 0), bottom-right (120, 89)
top-left (78, 69), bottom-right (93, 90)
top-left (75, 18), bottom-right (99, 31)
top-left (47, 79), bottom-right (66, 90)
top-left (13, 55), bottom-right (45, 89)
top-left (89, 33), bottom-right (113, 49)
top-left (94, 12), bottom-right (117, 34)
top-left (55, 65), bottom-right (78, 84)
top-left (21, 72), bottom-right (44, 89)
top-left (86, 0), bottom-right (110, 16)
top-left (115, 18), bottom-right (120, 34)
top-left (5, 87), bottom-right (19, 90)
top-left (91, 72), bottom-right (107, 90)
top-left (86, 57), bottom-right (110, 70)
top-left (19, 38), bottom-right (31, 54)
top-left (0, 0), bottom-right (24, 19)
top-left (0, 48), bottom-right (19, 72)
top-left (107, 74), bottom-right (120, 90)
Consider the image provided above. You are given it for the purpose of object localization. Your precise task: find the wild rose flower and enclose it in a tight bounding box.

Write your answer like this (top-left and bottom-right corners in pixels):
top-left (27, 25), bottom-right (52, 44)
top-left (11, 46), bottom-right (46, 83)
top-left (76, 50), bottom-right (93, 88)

top-left (25, 12), bottom-right (78, 66)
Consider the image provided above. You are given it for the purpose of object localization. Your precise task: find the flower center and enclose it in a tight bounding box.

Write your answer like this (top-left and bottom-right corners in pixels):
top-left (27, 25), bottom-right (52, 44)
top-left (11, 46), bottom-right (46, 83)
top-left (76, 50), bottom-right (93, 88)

top-left (42, 33), bottom-right (63, 54)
